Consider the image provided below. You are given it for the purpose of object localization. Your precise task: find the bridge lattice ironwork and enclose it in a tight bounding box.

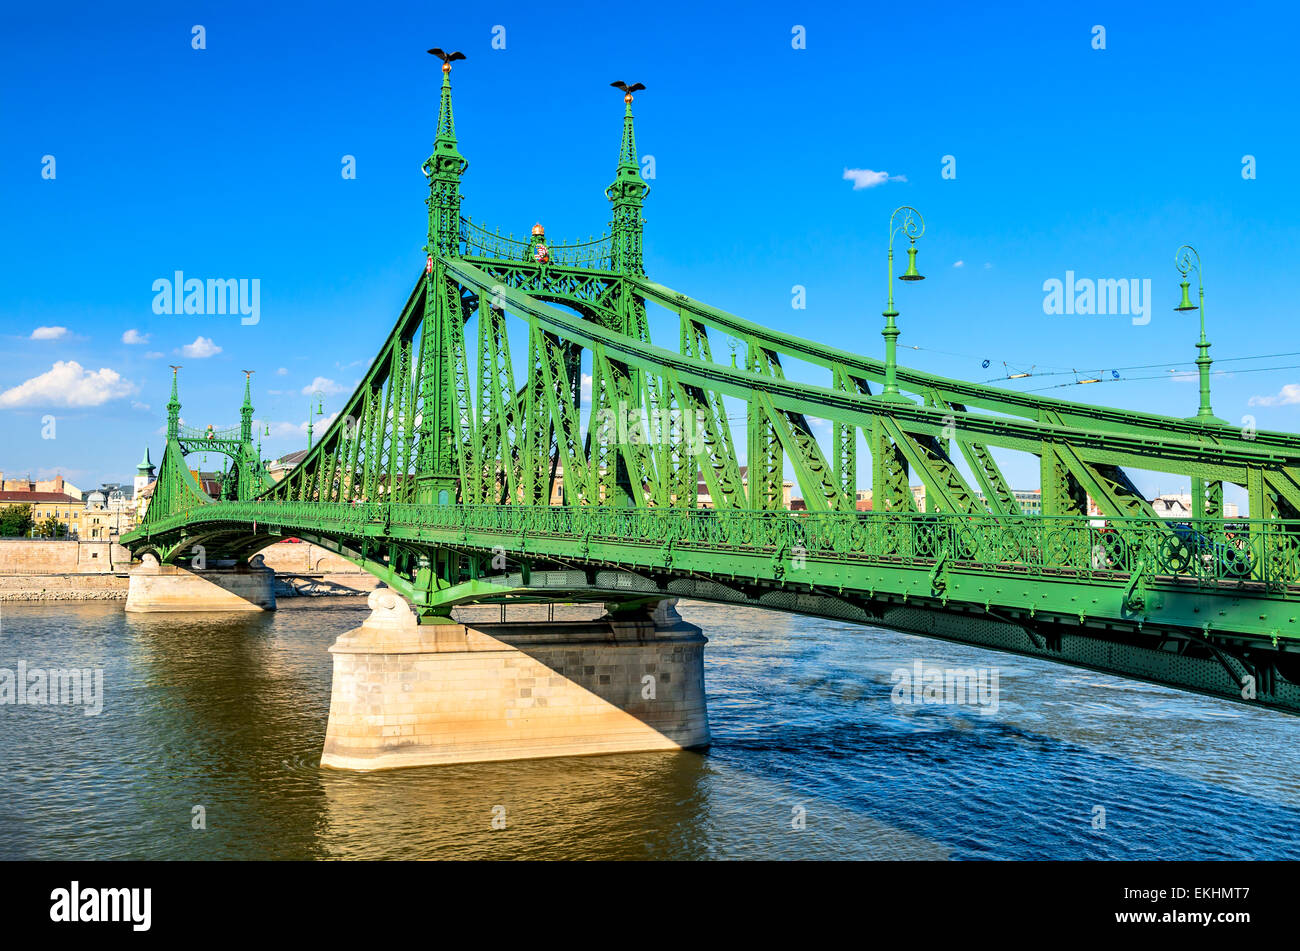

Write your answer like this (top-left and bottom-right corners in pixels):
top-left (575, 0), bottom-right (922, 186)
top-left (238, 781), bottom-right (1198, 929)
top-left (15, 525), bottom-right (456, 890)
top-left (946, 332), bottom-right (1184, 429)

top-left (123, 61), bottom-right (1300, 714)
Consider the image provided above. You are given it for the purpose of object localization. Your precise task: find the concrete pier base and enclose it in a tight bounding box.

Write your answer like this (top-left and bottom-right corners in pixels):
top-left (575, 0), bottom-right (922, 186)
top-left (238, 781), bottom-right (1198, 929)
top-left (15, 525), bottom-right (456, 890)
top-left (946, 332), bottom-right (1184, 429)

top-left (320, 591), bottom-right (709, 771)
top-left (124, 554), bottom-right (277, 612)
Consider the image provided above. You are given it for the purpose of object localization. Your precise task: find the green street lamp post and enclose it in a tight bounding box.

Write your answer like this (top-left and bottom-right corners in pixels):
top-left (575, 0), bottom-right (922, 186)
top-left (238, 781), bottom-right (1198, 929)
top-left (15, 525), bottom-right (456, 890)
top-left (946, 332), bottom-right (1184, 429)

top-left (1174, 245), bottom-right (1225, 424)
top-left (882, 205), bottom-right (925, 399)
top-left (306, 390), bottom-right (325, 449)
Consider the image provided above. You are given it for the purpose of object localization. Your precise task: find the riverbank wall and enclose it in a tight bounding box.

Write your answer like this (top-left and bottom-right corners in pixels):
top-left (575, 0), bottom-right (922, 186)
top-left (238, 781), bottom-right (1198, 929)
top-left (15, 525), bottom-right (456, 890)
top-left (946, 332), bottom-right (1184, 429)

top-left (0, 539), bottom-right (377, 602)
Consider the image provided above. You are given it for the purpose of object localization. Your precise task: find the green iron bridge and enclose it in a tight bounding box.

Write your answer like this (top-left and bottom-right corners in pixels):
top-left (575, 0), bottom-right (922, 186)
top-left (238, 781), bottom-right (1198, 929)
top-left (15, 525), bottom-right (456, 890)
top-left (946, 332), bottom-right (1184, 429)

top-left (123, 62), bottom-right (1300, 715)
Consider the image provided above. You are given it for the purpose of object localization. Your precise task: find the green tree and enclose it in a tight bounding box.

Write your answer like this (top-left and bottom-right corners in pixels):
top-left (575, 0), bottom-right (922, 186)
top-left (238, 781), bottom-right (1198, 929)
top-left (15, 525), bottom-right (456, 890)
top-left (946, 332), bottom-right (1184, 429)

top-left (37, 516), bottom-right (67, 538)
top-left (0, 504), bottom-right (34, 537)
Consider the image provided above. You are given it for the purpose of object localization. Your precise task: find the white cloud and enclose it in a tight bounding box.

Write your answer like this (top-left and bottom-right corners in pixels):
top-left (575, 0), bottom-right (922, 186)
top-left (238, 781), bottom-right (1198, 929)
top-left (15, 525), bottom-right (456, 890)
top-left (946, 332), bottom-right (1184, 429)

top-left (122, 329), bottom-right (150, 345)
top-left (35, 466), bottom-right (89, 480)
top-left (0, 361), bottom-right (136, 409)
top-left (262, 411), bottom-right (341, 439)
top-left (843, 168), bottom-right (907, 190)
top-left (179, 336), bottom-right (221, 358)
top-left (302, 376), bottom-right (346, 396)
top-left (580, 373), bottom-right (593, 400)
top-left (131, 400), bottom-right (151, 411)
top-left (276, 367), bottom-right (288, 376)
top-left (1249, 384), bottom-right (1300, 407)
top-left (263, 420), bottom-right (303, 438)
top-left (144, 351), bottom-right (164, 359)
top-left (154, 416), bottom-right (185, 435)
top-left (953, 260), bottom-right (965, 268)
top-left (30, 326), bottom-right (67, 340)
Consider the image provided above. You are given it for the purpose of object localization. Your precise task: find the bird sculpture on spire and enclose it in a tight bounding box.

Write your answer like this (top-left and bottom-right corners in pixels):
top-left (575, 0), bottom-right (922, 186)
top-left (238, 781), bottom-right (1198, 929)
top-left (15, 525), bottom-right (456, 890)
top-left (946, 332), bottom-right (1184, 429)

top-left (610, 80), bottom-right (645, 103)
top-left (428, 48), bottom-right (466, 73)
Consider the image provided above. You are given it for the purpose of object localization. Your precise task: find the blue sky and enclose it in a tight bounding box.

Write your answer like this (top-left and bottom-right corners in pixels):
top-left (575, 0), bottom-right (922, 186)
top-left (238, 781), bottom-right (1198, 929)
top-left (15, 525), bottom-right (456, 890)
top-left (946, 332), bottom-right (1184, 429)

top-left (2, 0), bottom-right (1297, 506)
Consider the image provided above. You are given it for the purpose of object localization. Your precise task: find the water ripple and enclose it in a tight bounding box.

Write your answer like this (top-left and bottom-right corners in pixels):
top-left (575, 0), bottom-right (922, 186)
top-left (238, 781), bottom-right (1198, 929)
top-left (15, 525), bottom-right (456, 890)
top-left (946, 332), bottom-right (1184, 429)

top-left (0, 598), bottom-right (1296, 859)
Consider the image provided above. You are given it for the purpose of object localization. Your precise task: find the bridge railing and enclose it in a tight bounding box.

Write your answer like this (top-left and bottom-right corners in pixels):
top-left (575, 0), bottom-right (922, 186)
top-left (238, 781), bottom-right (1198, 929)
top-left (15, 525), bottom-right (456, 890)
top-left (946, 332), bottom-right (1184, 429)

top-left (177, 423), bottom-right (240, 443)
top-left (459, 216), bottom-right (613, 270)
top-left (378, 505), bottom-right (1295, 591)
top-left (127, 501), bottom-right (1300, 593)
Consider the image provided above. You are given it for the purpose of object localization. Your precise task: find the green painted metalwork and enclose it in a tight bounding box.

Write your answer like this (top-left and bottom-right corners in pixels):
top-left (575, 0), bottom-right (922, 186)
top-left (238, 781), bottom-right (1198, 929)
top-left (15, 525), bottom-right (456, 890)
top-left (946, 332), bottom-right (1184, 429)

top-left (1175, 245), bottom-right (1226, 425)
top-left (153, 365), bottom-right (273, 505)
top-left (881, 206), bottom-right (925, 400)
top-left (122, 58), bottom-right (1300, 714)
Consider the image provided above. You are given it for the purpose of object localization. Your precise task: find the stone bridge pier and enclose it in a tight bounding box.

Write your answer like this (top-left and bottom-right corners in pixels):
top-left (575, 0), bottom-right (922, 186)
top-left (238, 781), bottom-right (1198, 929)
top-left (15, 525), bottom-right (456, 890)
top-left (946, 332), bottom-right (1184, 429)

top-left (125, 553), bottom-right (277, 612)
top-left (320, 591), bottom-right (710, 770)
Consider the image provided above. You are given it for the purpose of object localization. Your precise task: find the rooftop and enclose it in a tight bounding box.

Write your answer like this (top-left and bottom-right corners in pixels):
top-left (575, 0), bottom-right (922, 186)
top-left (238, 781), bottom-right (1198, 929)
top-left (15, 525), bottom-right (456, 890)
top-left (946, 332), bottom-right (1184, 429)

top-left (0, 491), bottom-right (78, 503)
top-left (269, 449), bottom-right (309, 470)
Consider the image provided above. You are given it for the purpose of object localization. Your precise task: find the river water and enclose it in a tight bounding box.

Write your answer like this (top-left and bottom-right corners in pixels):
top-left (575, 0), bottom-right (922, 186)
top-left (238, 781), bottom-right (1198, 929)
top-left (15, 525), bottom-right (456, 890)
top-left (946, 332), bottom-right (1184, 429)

top-left (1, 598), bottom-right (1297, 860)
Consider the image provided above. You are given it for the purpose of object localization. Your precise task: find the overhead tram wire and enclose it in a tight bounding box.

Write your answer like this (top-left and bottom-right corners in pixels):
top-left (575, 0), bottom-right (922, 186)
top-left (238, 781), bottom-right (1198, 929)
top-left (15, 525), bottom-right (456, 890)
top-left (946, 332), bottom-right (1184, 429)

top-left (655, 324), bottom-right (1300, 405)
top-left (985, 350), bottom-right (1300, 386)
top-left (888, 336), bottom-right (1300, 386)
top-left (897, 342), bottom-right (1080, 374)
top-left (1024, 361), bottom-right (1300, 393)
top-left (699, 335), bottom-right (1300, 399)
top-left (684, 358), bottom-right (1300, 423)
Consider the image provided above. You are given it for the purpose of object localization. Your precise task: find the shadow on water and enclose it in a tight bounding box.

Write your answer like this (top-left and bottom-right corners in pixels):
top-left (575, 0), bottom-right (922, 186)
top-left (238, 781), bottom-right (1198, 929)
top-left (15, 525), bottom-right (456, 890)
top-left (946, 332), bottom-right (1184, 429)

top-left (1, 599), bottom-right (1296, 859)
top-left (311, 748), bottom-right (946, 860)
top-left (691, 600), bottom-right (1300, 860)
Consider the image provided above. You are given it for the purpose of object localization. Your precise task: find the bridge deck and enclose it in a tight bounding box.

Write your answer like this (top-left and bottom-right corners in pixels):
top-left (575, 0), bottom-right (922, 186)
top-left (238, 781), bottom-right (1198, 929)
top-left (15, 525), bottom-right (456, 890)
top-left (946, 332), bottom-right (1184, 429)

top-left (127, 502), bottom-right (1300, 648)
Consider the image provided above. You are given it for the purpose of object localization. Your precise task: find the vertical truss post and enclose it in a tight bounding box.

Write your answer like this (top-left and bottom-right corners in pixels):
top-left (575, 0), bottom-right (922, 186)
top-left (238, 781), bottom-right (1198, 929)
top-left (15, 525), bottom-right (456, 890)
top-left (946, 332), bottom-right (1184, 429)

top-left (676, 319), bottom-right (745, 509)
top-left (322, 432), bottom-right (340, 503)
top-left (1192, 477), bottom-right (1223, 520)
top-left (1248, 467), bottom-right (1276, 581)
top-left (476, 293), bottom-right (503, 504)
top-left (833, 366), bottom-right (857, 507)
top-left (871, 417), bottom-right (914, 512)
top-left (388, 339), bottom-right (412, 501)
top-left (745, 343), bottom-right (784, 509)
top-left (1040, 444), bottom-right (1087, 517)
top-left (345, 399), bottom-right (365, 501)
top-left (522, 325), bottom-right (549, 505)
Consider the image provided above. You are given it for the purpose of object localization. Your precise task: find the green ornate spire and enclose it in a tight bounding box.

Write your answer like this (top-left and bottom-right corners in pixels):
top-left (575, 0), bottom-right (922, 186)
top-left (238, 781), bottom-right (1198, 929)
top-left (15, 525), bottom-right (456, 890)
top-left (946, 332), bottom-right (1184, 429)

top-left (423, 49), bottom-right (469, 259)
top-left (436, 65), bottom-right (459, 145)
top-left (166, 365), bottom-right (182, 439)
top-left (618, 95), bottom-right (637, 166)
top-left (240, 370), bottom-right (255, 443)
top-left (606, 82), bottom-right (648, 275)
top-left (415, 47), bottom-right (470, 506)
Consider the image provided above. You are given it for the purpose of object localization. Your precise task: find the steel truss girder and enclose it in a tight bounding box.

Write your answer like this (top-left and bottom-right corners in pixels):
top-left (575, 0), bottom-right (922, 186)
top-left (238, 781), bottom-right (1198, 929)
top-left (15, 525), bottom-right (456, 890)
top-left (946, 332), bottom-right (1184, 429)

top-left (631, 278), bottom-right (1300, 459)
top-left (462, 259), bottom-right (622, 316)
top-left (445, 259), bottom-right (1279, 489)
top-left (663, 368), bottom-right (745, 510)
top-left (879, 415), bottom-right (980, 515)
top-left (133, 508), bottom-right (1300, 714)
top-left (268, 269), bottom-right (428, 505)
top-left (126, 500), bottom-right (1300, 711)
